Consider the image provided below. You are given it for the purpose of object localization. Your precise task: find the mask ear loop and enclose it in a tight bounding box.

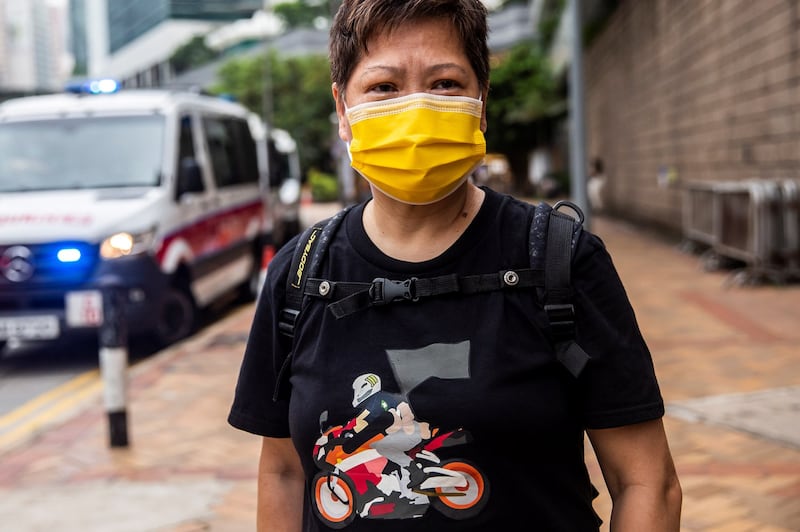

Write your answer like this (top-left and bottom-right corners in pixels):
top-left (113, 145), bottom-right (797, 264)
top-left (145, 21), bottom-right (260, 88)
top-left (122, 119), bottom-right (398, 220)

top-left (338, 89), bottom-right (355, 161)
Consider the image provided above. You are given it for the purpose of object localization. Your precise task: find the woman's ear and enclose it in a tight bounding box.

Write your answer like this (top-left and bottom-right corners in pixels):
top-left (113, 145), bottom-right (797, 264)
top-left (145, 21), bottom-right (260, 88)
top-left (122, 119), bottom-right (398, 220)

top-left (480, 87), bottom-right (489, 133)
top-left (332, 83), bottom-right (352, 142)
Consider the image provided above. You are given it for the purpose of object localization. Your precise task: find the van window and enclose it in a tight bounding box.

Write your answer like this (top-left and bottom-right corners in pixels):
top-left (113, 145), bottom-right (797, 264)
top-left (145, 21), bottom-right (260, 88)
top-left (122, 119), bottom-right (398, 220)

top-left (0, 115), bottom-right (165, 192)
top-left (178, 115), bottom-right (196, 161)
top-left (203, 117), bottom-right (258, 188)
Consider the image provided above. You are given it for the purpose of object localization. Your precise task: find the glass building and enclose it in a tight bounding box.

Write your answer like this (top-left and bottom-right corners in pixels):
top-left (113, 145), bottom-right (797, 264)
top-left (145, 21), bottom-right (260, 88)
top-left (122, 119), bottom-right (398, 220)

top-left (69, 0), bottom-right (88, 75)
top-left (107, 0), bottom-right (263, 53)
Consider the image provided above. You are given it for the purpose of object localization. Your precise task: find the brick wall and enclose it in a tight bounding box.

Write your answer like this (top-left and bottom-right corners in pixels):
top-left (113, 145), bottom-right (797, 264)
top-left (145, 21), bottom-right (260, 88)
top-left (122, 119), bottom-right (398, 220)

top-left (585, 0), bottom-right (800, 231)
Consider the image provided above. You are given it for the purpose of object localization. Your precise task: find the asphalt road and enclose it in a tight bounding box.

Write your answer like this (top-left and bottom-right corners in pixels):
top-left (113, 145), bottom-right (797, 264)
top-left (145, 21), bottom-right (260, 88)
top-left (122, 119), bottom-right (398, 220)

top-left (0, 295), bottom-right (245, 452)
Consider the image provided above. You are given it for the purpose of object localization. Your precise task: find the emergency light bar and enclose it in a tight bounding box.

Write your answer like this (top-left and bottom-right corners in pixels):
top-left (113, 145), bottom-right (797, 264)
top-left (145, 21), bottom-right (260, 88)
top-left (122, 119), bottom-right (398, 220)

top-left (64, 78), bottom-right (121, 95)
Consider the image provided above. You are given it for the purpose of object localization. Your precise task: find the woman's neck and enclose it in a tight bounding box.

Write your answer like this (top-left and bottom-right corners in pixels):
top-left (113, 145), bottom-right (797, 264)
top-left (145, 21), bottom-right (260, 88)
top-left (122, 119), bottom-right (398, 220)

top-left (362, 182), bottom-right (485, 262)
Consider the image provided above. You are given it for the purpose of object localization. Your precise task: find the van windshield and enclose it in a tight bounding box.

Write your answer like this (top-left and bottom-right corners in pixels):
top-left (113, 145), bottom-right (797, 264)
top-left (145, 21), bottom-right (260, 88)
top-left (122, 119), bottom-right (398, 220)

top-left (0, 115), bottom-right (165, 192)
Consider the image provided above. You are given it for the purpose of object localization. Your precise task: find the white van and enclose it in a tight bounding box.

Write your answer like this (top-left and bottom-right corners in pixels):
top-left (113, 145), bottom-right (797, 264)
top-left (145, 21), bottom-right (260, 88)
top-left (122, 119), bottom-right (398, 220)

top-left (0, 86), bottom-right (278, 353)
top-left (248, 114), bottom-right (302, 249)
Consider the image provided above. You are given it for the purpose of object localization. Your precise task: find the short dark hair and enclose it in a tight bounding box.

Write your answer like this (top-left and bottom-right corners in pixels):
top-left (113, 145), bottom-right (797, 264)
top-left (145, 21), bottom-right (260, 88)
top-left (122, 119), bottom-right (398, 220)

top-left (329, 0), bottom-right (490, 94)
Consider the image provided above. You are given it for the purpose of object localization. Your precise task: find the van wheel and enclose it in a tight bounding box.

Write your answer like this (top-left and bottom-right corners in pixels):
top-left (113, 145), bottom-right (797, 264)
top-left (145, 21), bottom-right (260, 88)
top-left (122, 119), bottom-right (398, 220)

top-left (156, 286), bottom-right (196, 347)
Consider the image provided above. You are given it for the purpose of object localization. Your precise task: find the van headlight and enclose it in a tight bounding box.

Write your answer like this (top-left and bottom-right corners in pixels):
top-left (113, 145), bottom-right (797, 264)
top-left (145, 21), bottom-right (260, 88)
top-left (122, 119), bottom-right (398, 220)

top-left (100, 229), bottom-right (155, 259)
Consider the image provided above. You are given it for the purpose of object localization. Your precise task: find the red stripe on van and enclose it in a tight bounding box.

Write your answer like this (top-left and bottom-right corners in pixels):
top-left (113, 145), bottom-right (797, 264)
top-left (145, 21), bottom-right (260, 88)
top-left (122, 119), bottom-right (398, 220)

top-left (155, 200), bottom-right (264, 265)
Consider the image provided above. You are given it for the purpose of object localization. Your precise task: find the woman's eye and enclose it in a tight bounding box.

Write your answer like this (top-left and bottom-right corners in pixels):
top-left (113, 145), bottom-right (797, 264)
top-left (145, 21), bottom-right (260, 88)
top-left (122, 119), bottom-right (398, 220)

top-left (370, 83), bottom-right (396, 93)
top-left (433, 80), bottom-right (460, 91)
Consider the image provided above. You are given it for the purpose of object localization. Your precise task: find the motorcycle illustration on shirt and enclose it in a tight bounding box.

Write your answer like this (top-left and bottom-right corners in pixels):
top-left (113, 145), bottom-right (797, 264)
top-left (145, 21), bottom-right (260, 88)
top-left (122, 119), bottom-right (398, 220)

top-left (310, 373), bottom-right (489, 528)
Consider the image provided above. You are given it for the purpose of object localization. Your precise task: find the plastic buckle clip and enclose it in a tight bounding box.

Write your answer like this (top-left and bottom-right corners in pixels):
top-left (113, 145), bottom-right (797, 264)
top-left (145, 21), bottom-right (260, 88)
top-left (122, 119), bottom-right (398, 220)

top-left (370, 277), bottom-right (418, 305)
top-left (278, 308), bottom-right (300, 337)
top-left (544, 303), bottom-right (575, 339)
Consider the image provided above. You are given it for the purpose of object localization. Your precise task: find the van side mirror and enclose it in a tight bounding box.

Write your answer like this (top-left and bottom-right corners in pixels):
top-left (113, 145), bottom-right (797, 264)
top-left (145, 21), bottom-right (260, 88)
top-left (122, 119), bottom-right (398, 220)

top-left (176, 157), bottom-right (204, 199)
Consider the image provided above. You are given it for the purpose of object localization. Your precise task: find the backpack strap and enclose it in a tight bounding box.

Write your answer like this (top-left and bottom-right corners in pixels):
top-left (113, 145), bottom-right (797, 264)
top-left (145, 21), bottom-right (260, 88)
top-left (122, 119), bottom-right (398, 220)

top-left (537, 200), bottom-right (591, 378)
top-left (278, 206), bottom-right (352, 338)
top-left (273, 205), bottom-right (351, 401)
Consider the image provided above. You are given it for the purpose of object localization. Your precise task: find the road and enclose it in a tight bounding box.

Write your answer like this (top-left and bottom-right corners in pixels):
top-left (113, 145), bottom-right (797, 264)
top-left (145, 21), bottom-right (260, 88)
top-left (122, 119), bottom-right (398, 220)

top-left (0, 337), bottom-right (99, 417)
top-left (0, 295), bottom-right (248, 450)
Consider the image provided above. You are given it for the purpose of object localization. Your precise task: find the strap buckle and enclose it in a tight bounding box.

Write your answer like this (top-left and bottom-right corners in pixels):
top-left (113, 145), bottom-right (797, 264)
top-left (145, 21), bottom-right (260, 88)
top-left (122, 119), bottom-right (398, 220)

top-left (370, 277), bottom-right (418, 305)
top-left (278, 308), bottom-right (300, 337)
top-left (544, 303), bottom-right (575, 339)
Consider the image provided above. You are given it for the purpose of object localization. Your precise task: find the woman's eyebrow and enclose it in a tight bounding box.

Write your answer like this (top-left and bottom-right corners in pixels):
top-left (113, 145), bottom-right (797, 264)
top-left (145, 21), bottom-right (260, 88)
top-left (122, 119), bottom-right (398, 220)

top-left (358, 63), bottom-right (468, 79)
top-left (426, 63), bottom-right (469, 75)
top-left (359, 65), bottom-right (402, 78)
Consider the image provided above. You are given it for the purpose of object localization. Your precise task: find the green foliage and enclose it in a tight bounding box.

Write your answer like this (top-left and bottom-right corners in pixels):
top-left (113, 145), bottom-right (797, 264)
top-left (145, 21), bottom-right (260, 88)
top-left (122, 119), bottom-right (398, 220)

top-left (273, 0), bottom-right (334, 29)
top-left (211, 52), bottom-right (336, 177)
top-left (485, 40), bottom-right (561, 190)
top-left (486, 41), bottom-right (559, 150)
top-left (308, 168), bottom-right (339, 202)
top-left (170, 35), bottom-right (220, 74)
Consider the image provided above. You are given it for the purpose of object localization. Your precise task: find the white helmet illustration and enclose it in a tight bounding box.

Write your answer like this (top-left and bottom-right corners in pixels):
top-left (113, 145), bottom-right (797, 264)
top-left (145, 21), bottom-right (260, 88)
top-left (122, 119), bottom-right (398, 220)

top-left (352, 373), bottom-right (381, 407)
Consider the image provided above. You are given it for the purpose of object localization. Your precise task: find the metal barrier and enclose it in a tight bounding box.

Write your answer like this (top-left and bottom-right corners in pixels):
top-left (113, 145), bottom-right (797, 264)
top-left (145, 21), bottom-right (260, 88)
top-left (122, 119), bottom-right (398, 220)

top-left (682, 178), bottom-right (800, 285)
top-left (681, 181), bottom-right (717, 252)
top-left (779, 179), bottom-right (800, 276)
top-left (715, 180), bottom-right (780, 284)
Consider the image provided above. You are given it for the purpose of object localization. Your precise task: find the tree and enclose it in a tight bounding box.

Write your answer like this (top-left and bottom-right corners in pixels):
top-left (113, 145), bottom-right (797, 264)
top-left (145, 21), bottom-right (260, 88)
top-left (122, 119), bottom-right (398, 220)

top-left (212, 52), bottom-right (336, 177)
top-left (273, 0), bottom-right (334, 29)
top-left (170, 35), bottom-right (220, 75)
top-left (485, 41), bottom-right (561, 191)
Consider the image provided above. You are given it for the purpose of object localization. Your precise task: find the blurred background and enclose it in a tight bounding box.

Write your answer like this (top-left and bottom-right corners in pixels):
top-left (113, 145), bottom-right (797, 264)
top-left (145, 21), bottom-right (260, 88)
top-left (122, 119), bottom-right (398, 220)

top-left (3, 0), bottom-right (799, 243)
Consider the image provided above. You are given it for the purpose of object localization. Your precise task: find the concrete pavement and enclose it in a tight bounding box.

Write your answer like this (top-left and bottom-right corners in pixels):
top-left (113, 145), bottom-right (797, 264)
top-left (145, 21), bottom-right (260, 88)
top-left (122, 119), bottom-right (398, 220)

top-left (0, 200), bottom-right (798, 531)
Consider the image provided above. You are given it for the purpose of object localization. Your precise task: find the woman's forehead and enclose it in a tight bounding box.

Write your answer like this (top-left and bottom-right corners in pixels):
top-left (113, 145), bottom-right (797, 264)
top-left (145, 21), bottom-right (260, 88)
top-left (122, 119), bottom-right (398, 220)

top-left (360, 18), bottom-right (466, 65)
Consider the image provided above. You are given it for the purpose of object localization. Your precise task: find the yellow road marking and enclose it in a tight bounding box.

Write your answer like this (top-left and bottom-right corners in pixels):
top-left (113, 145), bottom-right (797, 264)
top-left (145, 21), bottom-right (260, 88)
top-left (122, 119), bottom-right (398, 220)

top-left (0, 369), bottom-right (100, 430)
top-left (0, 369), bottom-right (104, 451)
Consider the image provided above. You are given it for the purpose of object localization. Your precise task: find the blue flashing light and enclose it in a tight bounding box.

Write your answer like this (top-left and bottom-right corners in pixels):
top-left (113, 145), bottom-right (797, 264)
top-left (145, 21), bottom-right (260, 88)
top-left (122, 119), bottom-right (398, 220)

top-left (57, 248), bottom-right (82, 263)
top-left (92, 79), bottom-right (120, 94)
top-left (64, 78), bottom-right (120, 95)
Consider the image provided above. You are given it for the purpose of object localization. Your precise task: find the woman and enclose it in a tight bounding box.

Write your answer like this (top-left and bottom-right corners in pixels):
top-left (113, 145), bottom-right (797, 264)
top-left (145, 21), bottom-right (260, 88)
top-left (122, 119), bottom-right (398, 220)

top-left (229, 1), bottom-right (682, 530)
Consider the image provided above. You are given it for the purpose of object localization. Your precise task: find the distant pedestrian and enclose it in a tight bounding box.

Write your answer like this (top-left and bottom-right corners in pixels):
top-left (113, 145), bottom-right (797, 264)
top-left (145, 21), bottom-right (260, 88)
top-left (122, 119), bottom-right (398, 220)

top-left (228, 1), bottom-right (682, 530)
top-left (587, 157), bottom-right (607, 212)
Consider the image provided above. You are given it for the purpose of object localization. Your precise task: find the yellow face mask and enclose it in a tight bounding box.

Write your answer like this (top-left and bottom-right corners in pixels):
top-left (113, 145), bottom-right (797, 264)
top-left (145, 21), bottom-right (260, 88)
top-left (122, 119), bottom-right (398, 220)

top-left (345, 92), bottom-right (486, 205)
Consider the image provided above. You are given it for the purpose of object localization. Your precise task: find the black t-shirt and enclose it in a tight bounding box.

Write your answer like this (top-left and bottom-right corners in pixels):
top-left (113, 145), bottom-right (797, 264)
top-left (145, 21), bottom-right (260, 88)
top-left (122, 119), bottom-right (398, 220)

top-left (229, 188), bottom-right (664, 531)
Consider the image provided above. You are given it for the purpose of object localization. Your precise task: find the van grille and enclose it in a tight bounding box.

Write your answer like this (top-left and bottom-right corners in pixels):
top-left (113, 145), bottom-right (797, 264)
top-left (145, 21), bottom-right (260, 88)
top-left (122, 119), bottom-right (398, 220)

top-left (0, 242), bottom-right (99, 289)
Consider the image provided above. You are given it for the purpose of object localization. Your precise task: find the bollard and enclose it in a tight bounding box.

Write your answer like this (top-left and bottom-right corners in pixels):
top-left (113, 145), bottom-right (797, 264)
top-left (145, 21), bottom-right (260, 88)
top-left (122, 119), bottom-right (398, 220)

top-left (98, 275), bottom-right (129, 448)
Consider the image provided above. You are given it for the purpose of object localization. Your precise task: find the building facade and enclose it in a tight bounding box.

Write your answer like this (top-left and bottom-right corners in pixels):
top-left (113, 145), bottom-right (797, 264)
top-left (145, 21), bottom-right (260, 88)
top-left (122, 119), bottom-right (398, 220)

top-left (584, 0), bottom-right (800, 232)
top-left (0, 0), bottom-right (70, 92)
top-left (77, 0), bottom-right (263, 86)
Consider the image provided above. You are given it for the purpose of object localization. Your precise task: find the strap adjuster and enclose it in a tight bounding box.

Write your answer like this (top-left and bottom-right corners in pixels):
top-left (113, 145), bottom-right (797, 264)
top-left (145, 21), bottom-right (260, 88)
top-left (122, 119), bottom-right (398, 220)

top-left (544, 303), bottom-right (575, 339)
top-left (370, 277), bottom-right (418, 305)
top-left (278, 308), bottom-right (300, 337)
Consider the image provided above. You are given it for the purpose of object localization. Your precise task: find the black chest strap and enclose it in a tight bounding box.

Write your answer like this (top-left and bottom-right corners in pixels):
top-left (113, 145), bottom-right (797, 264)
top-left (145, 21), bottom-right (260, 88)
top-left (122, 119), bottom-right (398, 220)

top-left (302, 268), bottom-right (546, 319)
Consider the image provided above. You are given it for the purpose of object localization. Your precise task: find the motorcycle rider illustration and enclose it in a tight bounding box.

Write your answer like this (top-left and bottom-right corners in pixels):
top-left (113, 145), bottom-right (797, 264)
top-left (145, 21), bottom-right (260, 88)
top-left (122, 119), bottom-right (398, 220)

top-left (311, 372), bottom-right (489, 527)
top-left (345, 373), bottom-right (431, 504)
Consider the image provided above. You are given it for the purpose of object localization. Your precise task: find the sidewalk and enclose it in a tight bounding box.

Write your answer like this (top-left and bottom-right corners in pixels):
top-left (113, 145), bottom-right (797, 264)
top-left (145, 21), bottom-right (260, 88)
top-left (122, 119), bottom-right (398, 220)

top-left (0, 205), bottom-right (798, 531)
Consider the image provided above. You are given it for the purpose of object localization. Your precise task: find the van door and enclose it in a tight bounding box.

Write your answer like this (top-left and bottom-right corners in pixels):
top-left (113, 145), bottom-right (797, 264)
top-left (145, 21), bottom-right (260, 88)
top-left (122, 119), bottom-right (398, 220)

top-left (159, 112), bottom-right (215, 296)
top-left (193, 114), bottom-right (264, 306)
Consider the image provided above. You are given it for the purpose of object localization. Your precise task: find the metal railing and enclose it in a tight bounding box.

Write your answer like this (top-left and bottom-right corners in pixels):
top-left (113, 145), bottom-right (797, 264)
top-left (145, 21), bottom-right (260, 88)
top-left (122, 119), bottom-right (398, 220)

top-left (681, 178), bottom-right (800, 284)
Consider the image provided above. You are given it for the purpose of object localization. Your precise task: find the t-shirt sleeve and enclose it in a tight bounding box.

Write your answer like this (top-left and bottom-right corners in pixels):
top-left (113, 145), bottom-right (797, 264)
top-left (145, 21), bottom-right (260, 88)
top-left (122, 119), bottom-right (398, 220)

top-left (227, 238), bottom-right (297, 437)
top-left (571, 230), bottom-right (665, 429)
